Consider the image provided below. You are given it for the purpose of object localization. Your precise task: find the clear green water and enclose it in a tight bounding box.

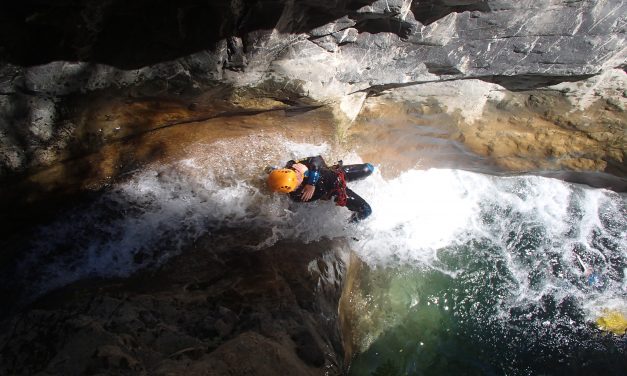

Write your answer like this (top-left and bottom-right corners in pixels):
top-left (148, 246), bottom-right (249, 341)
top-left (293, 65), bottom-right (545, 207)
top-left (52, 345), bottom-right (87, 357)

top-left (3, 134), bottom-right (625, 375)
top-left (347, 170), bottom-right (627, 376)
top-left (348, 253), bottom-right (625, 375)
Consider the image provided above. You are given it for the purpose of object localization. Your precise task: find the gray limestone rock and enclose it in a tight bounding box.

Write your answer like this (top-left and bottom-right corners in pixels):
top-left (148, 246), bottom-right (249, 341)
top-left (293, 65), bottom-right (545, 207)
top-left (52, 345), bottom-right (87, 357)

top-left (0, 0), bottom-right (625, 176)
top-left (2, 0), bottom-right (623, 94)
top-left (0, 240), bottom-right (347, 376)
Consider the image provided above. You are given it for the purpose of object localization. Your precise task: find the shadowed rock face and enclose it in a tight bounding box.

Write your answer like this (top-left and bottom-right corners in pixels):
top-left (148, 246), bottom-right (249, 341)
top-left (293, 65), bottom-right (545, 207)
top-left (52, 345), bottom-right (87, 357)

top-left (1, 0), bottom-right (624, 180)
top-left (1, 0), bottom-right (623, 87)
top-left (0, 0), bottom-right (375, 69)
top-left (1, 0), bottom-right (624, 177)
top-left (412, 0), bottom-right (490, 25)
top-left (0, 3), bottom-right (624, 373)
top-left (0, 239), bottom-right (347, 375)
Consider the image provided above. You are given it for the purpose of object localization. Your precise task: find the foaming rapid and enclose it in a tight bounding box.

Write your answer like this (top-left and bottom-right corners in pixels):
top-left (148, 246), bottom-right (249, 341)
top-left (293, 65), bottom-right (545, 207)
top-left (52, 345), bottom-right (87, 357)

top-left (7, 136), bottom-right (352, 303)
top-left (6, 136), bottom-right (626, 373)
top-left (351, 168), bottom-right (482, 266)
top-left (353, 169), bottom-right (626, 314)
top-left (346, 168), bottom-right (626, 375)
top-left (14, 161), bottom-right (268, 299)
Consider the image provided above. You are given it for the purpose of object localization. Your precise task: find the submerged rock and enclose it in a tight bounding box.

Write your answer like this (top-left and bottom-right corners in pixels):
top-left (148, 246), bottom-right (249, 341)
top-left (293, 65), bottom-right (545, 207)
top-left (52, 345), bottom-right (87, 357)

top-left (596, 309), bottom-right (627, 335)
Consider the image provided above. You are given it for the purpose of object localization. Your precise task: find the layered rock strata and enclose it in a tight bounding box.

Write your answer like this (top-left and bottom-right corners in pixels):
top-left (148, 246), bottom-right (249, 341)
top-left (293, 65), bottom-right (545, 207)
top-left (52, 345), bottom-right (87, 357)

top-left (1, 0), bottom-right (625, 177)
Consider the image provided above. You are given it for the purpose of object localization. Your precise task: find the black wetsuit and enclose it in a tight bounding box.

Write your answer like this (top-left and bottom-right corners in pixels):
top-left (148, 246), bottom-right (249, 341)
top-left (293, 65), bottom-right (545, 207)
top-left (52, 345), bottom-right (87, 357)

top-left (286, 156), bottom-right (374, 222)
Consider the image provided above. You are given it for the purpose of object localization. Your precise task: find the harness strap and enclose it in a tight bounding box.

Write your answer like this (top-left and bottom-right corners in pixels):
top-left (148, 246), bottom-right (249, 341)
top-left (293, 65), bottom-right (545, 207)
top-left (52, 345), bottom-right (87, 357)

top-left (334, 168), bottom-right (348, 207)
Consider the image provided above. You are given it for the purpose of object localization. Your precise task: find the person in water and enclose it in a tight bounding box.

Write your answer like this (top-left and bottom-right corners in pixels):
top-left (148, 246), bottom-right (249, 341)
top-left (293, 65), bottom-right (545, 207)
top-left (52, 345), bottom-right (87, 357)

top-left (267, 155), bottom-right (374, 222)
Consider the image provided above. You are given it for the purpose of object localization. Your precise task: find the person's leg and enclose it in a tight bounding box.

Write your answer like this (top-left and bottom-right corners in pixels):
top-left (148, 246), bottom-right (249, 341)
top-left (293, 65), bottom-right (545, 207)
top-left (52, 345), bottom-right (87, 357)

top-left (343, 188), bottom-right (372, 222)
top-left (342, 163), bottom-right (374, 182)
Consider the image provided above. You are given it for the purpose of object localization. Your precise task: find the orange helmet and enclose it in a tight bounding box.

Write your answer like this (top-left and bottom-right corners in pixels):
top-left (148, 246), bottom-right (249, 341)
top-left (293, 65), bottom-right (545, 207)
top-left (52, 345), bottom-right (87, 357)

top-left (267, 168), bottom-right (300, 193)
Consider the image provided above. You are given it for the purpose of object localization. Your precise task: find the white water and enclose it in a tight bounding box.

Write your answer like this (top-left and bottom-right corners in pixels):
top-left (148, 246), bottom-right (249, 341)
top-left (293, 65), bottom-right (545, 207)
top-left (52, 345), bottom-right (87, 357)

top-left (351, 168), bottom-right (626, 324)
top-left (14, 139), bottom-right (627, 326)
top-left (14, 137), bottom-right (343, 300)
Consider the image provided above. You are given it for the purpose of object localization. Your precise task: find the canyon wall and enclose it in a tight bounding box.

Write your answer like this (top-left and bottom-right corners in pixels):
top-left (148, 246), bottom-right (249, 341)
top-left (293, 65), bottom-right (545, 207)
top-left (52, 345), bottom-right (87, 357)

top-left (1, 0), bottom-right (625, 177)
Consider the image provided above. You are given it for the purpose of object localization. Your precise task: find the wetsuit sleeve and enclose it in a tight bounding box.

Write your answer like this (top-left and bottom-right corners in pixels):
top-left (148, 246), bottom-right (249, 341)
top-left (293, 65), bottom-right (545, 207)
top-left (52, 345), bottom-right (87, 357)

top-left (300, 155), bottom-right (326, 186)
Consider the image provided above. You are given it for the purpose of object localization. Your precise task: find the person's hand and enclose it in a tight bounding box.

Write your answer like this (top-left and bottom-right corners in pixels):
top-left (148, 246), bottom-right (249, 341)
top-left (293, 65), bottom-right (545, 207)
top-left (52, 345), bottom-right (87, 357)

top-left (301, 184), bottom-right (315, 201)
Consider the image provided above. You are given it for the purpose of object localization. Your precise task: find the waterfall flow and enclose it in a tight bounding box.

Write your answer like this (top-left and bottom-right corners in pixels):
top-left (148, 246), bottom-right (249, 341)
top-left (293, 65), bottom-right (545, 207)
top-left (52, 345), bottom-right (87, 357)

top-left (4, 138), bottom-right (625, 374)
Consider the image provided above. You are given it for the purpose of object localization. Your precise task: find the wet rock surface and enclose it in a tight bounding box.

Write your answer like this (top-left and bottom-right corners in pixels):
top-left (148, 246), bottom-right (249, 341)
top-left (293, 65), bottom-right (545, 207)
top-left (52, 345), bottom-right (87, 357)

top-left (459, 91), bottom-right (626, 175)
top-left (345, 82), bottom-right (626, 190)
top-left (0, 239), bottom-right (347, 375)
top-left (1, 0), bottom-right (625, 178)
top-left (2, 0), bottom-right (623, 86)
top-left (0, 1), bottom-right (625, 375)
top-left (0, 87), bottom-right (334, 242)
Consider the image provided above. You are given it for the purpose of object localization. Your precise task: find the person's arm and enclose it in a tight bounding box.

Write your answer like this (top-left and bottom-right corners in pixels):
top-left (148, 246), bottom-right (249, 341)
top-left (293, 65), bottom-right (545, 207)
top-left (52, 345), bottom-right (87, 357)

top-left (302, 155), bottom-right (325, 186)
top-left (294, 156), bottom-right (326, 201)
